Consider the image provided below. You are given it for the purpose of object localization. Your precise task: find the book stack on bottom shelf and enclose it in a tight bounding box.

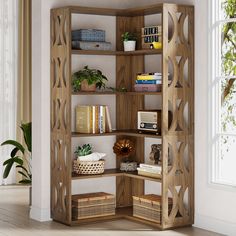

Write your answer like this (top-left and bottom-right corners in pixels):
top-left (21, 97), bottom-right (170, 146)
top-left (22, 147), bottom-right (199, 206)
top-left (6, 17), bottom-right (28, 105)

top-left (137, 164), bottom-right (162, 178)
top-left (72, 192), bottom-right (116, 220)
top-left (133, 194), bottom-right (172, 223)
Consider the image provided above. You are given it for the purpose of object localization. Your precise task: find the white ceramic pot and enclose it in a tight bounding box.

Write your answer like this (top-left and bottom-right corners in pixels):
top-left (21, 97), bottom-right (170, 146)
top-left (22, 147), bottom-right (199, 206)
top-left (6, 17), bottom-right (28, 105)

top-left (123, 40), bottom-right (136, 51)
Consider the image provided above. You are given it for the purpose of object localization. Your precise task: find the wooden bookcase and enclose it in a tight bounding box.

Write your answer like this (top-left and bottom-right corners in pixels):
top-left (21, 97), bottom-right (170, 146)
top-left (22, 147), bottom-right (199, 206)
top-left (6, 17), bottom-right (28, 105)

top-left (50, 3), bottom-right (194, 230)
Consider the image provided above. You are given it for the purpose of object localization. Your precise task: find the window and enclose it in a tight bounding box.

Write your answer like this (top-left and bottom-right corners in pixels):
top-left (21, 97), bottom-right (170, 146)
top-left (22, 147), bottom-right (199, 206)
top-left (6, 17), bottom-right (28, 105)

top-left (210, 0), bottom-right (236, 186)
top-left (0, 0), bottom-right (18, 185)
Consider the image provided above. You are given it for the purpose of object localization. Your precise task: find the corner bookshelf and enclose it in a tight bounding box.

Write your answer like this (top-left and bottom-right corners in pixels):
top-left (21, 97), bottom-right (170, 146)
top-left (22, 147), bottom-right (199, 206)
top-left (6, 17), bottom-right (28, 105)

top-left (50, 3), bottom-right (194, 230)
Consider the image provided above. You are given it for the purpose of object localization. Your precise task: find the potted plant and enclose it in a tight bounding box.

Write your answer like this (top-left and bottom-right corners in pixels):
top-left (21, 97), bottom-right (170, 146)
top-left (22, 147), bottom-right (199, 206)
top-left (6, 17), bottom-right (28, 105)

top-left (121, 32), bottom-right (137, 51)
top-left (75, 144), bottom-right (93, 157)
top-left (72, 65), bottom-right (108, 92)
top-left (73, 144), bottom-right (106, 175)
top-left (1, 122), bottom-right (32, 204)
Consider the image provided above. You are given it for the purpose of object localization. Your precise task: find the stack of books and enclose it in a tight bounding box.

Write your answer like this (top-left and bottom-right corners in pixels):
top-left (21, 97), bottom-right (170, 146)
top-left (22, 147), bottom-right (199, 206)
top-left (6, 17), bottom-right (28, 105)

top-left (134, 73), bottom-right (171, 92)
top-left (137, 163), bottom-right (162, 178)
top-left (76, 105), bottom-right (112, 134)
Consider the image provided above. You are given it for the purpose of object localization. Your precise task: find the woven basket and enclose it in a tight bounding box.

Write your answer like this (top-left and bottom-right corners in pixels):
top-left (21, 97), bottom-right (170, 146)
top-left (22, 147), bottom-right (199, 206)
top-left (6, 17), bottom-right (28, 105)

top-left (73, 160), bottom-right (105, 175)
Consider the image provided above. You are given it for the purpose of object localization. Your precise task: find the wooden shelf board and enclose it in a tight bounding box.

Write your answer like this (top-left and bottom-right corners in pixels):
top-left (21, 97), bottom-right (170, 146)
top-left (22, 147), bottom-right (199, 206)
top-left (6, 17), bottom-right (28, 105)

top-left (71, 207), bottom-right (162, 228)
top-left (72, 91), bottom-right (162, 96)
top-left (68, 4), bottom-right (164, 16)
top-left (71, 214), bottom-right (122, 226)
top-left (71, 130), bottom-right (162, 138)
top-left (71, 49), bottom-right (162, 56)
top-left (116, 207), bottom-right (162, 229)
top-left (72, 169), bottom-right (123, 179)
top-left (62, 4), bottom-right (193, 17)
top-left (72, 169), bottom-right (162, 182)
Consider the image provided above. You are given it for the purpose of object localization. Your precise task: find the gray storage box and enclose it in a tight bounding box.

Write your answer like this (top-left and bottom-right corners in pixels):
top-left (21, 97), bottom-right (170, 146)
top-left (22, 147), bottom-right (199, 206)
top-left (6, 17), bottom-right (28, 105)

top-left (72, 29), bottom-right (105, 42)
top-left (72, 41), bottom-right (112, 51)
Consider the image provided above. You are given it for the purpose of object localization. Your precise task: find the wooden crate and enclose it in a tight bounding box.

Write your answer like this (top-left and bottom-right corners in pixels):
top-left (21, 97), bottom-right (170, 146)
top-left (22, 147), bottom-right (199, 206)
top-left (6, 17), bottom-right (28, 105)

top-left (133, 194), bottom-right (172, 223)
top-left (72, 192), bottom-right (115, 220)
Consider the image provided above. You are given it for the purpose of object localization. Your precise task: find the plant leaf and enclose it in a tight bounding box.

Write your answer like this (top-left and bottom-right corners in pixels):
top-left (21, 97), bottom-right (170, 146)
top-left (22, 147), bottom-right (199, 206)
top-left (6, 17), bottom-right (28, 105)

top-left (18, 171), bottom-right (29, 179)
top-left (20, 122), bottom-right (32, 152)
top-left (1, 140), bottom-right (25, 154)
top-left (16, 165), bottom-right (30, 174)
top-left (19, 179), bottom-right (31, 184)
top-left (3, 161), bottom-right (14, 179)
top-left (3, 159), bottom-right (13, 166)
top-left (14, 157), bottom-right (24, 166)
top-left (11, 147), bottom-right (19, 158)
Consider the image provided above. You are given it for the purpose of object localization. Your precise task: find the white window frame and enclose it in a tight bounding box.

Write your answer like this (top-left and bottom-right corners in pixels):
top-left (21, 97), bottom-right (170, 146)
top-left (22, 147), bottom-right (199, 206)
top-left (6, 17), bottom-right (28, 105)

top-left (209, 0), bottom-right (236, 189)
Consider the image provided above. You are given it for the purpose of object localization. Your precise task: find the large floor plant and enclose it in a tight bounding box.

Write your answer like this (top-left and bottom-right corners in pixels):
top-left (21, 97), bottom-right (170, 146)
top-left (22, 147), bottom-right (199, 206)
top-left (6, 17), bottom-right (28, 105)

top-left (1, 122), bottom-right (32, 184)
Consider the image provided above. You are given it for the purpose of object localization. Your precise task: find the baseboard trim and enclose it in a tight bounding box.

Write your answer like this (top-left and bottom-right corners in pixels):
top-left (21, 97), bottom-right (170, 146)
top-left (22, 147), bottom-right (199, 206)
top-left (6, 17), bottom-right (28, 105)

top-left (195, 213), bottom-right (236, 235)
top-left (30, 205), bottom-right (51, 222)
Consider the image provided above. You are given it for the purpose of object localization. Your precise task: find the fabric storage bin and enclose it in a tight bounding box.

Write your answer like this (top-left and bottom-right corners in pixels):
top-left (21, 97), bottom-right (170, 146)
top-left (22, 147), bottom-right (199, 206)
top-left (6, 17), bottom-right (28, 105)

top-left (133, 194), bottom-right (172, 223)
top-left (72, 29), bottom-right (105, 42)
top-left (72, 192), bottom-right (116, 220)
top-left (72, 41), bottom-right (112, 51)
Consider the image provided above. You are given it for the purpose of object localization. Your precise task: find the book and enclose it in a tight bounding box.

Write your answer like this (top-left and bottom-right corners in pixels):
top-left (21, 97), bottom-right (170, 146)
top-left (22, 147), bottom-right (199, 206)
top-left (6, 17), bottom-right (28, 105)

top-left (139, 163), bottom-right (162, 171)
top-left (92, 106), bottom-right (96, 133)
top-left (76, 105), bottom-right (112, 134)
top-left (137, 167), bottom-right (161, 174)
top-left (136, 80), bottom-right (162, 84)
top-left (137, 74), bottom-right (162, 81)
top-left (99, 105), bottom-right (106, 133)
top-left (76, 106), bottom-right (91, 133)
top-left (105, 106), bottom-right (112, 132)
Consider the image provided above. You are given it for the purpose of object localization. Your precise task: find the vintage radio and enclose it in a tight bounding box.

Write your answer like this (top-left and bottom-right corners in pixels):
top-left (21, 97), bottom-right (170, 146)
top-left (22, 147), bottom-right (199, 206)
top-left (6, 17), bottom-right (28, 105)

top-left (137, 110), bottom-right (162, 134)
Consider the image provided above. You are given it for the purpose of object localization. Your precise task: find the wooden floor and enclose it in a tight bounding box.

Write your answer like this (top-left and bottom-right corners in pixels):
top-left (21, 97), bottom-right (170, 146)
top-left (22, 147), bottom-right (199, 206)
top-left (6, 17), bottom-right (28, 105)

top-left (0, 186), bottom-right (222, 236)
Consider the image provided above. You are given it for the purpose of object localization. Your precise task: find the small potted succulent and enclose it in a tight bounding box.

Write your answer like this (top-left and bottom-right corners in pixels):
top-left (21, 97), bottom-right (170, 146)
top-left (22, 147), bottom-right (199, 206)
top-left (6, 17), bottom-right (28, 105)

top-left (72, 65), bottom-right (108, 92)
top-left (75, 144), bottom-right (92, 157)
top-left (74, 144), bottom-right (106, 175)
top-left (121, 32), bottom-right (137, 51)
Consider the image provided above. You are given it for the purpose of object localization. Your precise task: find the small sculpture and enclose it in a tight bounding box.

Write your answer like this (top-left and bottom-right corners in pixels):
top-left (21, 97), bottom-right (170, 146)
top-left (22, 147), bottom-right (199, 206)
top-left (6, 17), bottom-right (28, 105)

top-left (113, 139), bottom-right (135, 159)
top-left (113, 139), bottom-right (137, 171)
top-left (149, 144), bottom-right (162, 165)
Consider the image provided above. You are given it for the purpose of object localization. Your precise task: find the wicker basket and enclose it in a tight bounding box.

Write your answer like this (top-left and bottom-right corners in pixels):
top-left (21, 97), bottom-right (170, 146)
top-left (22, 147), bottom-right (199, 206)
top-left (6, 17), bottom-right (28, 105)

top-left (73, 160), bottom-right (105, 175)
top-left (72, 192), bottom-right (115, 220)
top-left (133, 194), bottom-right (172, 223)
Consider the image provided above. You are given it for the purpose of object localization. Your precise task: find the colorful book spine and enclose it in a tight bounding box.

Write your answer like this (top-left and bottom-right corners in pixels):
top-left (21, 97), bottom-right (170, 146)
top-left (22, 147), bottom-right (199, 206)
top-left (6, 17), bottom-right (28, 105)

top-left (137, 75), bottom-right (162, 80)
top-left (136, 80), bottom-right (162, 84)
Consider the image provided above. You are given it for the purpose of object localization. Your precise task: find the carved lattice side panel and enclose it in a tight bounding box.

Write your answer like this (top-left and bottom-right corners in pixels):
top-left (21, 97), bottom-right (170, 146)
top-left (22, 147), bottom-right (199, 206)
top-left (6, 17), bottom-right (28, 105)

top-left (162, 4), bottom-right (194, 229)
top-left (50, 8), bottom-right (72, 225)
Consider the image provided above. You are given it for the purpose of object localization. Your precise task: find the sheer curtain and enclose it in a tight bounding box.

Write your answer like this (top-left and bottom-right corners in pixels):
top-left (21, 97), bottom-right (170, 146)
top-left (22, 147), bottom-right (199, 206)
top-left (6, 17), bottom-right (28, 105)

top-left (0, 0), bottom-right (18, 185)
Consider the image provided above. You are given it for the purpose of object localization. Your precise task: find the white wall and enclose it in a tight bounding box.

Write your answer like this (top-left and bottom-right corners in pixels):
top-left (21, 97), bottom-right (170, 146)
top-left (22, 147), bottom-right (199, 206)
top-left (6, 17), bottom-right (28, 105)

top-left (32, 0), bottom-right (236, 235)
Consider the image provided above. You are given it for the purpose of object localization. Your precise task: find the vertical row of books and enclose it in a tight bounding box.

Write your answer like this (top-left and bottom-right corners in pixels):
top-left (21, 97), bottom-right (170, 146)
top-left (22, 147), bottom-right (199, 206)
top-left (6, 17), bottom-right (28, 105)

top-left (76, 105), bottom-right (112, 134)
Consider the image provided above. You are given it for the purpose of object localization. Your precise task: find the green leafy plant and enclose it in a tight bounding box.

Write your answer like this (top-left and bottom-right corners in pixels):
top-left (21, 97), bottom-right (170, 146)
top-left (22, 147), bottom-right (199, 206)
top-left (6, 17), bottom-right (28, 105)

top-left (1, 122), bottom-right (32, 184)
top-left (74, 144), bottom-right (92, 156)
top-left (72, 65), bottom-right (108, 92)
top-left (121, 32), bottom-right (137, 41)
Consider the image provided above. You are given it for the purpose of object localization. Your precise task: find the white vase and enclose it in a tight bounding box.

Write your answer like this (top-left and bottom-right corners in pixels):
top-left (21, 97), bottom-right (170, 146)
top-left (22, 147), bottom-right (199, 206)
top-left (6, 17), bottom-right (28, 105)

top-left (123, 41), bottom-right (136, 51)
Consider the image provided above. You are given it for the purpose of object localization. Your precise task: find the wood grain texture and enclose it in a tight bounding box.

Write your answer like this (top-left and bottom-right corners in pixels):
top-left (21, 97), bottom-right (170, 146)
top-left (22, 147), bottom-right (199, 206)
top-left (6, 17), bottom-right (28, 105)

top-left (161, 4), bottom-right (194, 229)
top-left (72, 49), bottom-right (162, 55)
top-left (50, 8), bottom-right (72, 225)
top-left (72, 169), bottom-right (162, 182)
top-left (50, 3), bottom-right (194, 229)
top-left (115, 15), bottom-right (145, 208)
